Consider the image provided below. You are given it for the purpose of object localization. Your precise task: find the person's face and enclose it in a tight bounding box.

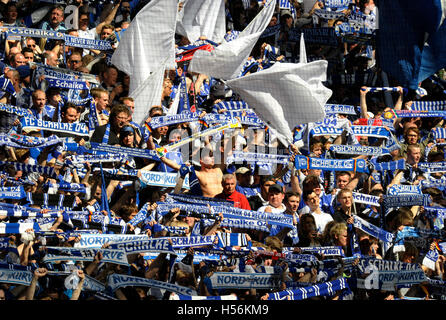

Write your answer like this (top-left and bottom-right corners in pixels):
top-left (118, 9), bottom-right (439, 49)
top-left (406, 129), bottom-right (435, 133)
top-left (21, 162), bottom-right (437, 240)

top-left (121, 132), bottom-right (134, 147)
top-left (26, 39), bottom-right (36, 49)
top-left (114, 112), bottom-right (128, 130)
top-left (24, 52), bottom-right (34, 62)
top-left (268, 191), bottom-right (284, 208)
top-left (306, 192), bottom-right (320, 211)
top-left (261, 180), bottom-right (275, 195)
top-left (51, 8), bottom-right (64, 26)
top-left (33, 92), bottom-right (46, 109)
top-left (336, 230), bottom-right (348, 247)
top-left (62, 107), bottom-right (78, 123)
top-left (156, 126), bottom-right (168, 136)
top-left (104, 68), bottom-right (118, 85)
top-left (6, 6), bottom-right (17, 21)
top-left (123, 100), bottom-right (135, 115)
top-left (163, 81), bottom-right (172, 97)
top-left (408, 148), bottom-right (421, 165)
top-left (336, 174), bottom-right (350, 189)
top-left (312, 146), bottom-right (322, 157)
top-left (68, 54), bottom-right (82, 70)
top-left (269, 16), bottom-right (277, 26)
top-left (237, 173), bottom-right (251, 186)
top-left (68, 30), bottom-right (79, 37)
top-left (96, 92), bottom-right (109, 110)
top-left (79, 14), bottom-right (89, 31)
top-left (338, 192), bottom-right (353, 211)
top-left (100, 28), bottom-right (113, 40)
top-left (222, 177), bottom-right (236, 195)
top-left (406, 130), bottom-right (418, 145)
top-left (0, 289), bottom-right (5, 300)
top-left (201, 155), bottom-right (215, 168)
top-left (286, 195), bottom-right (300, 212)
top-left (13, 54), bottom-right (26, 68)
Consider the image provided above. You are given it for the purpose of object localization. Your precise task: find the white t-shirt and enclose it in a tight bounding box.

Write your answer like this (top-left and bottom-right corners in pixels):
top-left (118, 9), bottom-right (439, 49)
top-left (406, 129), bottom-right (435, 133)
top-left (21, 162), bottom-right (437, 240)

top-left (311, 210), bottom-right (333, 233)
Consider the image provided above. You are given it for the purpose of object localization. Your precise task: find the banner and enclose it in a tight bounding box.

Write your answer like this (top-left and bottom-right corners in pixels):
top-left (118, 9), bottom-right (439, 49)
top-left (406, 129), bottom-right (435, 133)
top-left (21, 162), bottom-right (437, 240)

top-left (74, 234), bottom-right (150, 248)
top-left (330, 144), bottom-right (390, 157)
top-left (139, 171), bottom-right (190, 189)
top-left (288, 27), bottom-right (339, 47)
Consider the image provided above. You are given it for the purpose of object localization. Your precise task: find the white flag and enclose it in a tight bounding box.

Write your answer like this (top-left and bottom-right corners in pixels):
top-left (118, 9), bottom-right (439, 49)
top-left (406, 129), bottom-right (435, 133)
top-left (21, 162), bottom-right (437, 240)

top-left (111, 0), bottom-right (178, 95)
top-left (130, 63), bottom-right (166, 126)
top-left (188, 0), bottom-right (276, 80)
top-left (176, 0), bottom-right (226, 43)
top-left (225, 62), bottom-right (332, 146)
top-left (299, 33), bottom-right (307, 64)
top-left (188, 31), bottom-right (261, 80)
top-left (238, 0), bottom-right (277, 38)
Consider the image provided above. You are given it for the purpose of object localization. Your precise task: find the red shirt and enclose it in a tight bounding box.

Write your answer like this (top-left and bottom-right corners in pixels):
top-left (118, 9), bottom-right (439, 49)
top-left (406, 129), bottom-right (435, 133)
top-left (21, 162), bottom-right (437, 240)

top-left (215, 190), bottom-right (252, 210)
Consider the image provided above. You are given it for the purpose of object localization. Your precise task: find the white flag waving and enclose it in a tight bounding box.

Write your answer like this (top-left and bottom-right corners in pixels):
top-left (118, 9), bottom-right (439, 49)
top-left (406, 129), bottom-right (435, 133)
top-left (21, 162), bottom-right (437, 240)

top-left (188, 0), bottom-right (276, 79)
top-left (176, 0), bottom-right (226, 43)
top-left (111, 0), bottom-right (178, 95)
top-left (225, 61), bottom-right (332, 146)
top-left (130, 62), bottom-right (166, 126)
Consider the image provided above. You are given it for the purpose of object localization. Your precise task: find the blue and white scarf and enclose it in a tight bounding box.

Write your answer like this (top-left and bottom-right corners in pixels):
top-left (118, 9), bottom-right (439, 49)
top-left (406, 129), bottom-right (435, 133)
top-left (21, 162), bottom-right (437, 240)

top-left (0, 103), bottom-right (32, 117)
top-left (45, 77), bottom-right (89, 91)
top-left (227, 151), bottom-right (289, 165)
top-left (0, 222), bottom-right (40, 233)
top-left (383, 194), bottom-right (432, 208)
top-left (387, 184), bottom-right (422, 196)
top-left (352, 192), bottom-right (380, 207)
top-left (330, 144), bottom-right (389, 156)
top-left (20, 117), bottom-right (89, 137)
top-left (43, 247), bottom-right (128, 265)
top-left (408, 100), bottom-right (446, 111)
top-left (107, 238), bottom-right (175, 254)
top-left (418, 161), bottom-right (446, 173)
top-left (107, 274), bottom-right (197, 296)
top-left (207, 271), bottom-right (281, 289)
top-left (74, 234), bottom-right (149, 248)
top-left (353, 215), bottom-right (394, 243)
top-left (268, 278), bottom-right (349, 300)
top-left (324, 104), bottom-right (357, 115)
top-left (371, 159), bottom-right (406, 172)
top-left (294, 155), bottom-right (369, 173)
top-left (0, 133), bottom-right (63, 149)
top-left (139, 171), bottom-right (190, 189)
top-left (0, 186), bottom-right (26, 199)
top-left (88, 142), bottom-right (159, 161)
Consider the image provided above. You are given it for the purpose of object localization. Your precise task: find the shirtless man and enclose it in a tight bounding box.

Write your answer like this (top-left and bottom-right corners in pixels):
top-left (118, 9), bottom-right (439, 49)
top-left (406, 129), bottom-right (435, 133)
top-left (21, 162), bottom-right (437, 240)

top-left (160, 149), bottom-right (224, 198)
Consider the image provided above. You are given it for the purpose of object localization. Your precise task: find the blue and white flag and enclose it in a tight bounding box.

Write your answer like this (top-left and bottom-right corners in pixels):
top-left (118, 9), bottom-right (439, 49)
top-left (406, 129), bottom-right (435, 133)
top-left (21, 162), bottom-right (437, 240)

top-left (0, 222), bottom-right (40, 234)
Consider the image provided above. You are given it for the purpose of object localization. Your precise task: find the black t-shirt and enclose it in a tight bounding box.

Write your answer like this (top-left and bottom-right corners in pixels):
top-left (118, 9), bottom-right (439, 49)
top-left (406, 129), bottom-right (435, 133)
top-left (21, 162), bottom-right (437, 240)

top-left (90, 124), bottom-right (120, 145)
